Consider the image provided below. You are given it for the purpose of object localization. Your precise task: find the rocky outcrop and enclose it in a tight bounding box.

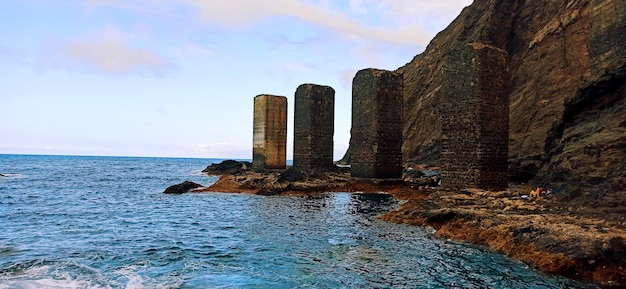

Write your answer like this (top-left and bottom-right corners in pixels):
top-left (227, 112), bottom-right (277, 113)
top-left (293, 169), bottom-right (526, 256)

top-left (202, 160), bottom-right (251, 175)
top-left (163, 181), bottom-right (203, 194)
top-left (202, 166), bottom-right (354, 196)
top-left (343, 0), bottom-right (626, 198)
top-left (400, 0), bottom-right (592, 174)
top-left (203, 164), bottom-right (626, 285)
top-left (380, 187), bottom-right (626, 286)
top-left (538, 63), bottom-right (626, 207)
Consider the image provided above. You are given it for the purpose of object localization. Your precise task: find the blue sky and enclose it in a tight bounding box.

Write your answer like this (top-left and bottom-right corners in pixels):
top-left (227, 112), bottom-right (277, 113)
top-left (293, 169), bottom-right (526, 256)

top-left (1, 0), bottom-right (472, 159)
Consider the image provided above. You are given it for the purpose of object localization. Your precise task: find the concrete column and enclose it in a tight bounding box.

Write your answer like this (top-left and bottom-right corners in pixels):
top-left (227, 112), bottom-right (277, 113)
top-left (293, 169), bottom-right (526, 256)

top-left (350, 68), bottom-right (403, 179)
top-left (441, 42), bottom-right (509, 190)
top-left (293, 84), bottom-right (335, 171)
top-left (252, 94), bottom-right (287, 171)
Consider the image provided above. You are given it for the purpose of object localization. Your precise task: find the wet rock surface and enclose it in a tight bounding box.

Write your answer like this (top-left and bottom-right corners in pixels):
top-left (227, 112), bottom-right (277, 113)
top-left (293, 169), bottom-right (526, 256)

top-left (380, 186), bottom-right (626, 287)
top-left (199, 163), bottom-right (625, 287)
top-left (202, 160), bottom-right (251, 175)
top-left (163, 181), bottom-right (203, 194)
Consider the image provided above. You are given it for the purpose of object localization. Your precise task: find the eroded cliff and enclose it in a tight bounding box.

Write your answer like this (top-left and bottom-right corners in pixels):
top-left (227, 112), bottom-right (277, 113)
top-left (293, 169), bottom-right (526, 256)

top-left (397, 0), bottom-right (624, 197)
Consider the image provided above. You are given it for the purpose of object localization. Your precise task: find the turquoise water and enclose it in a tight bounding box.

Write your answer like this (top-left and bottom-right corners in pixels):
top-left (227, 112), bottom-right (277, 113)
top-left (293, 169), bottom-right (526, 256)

top-left (0, 154), bottom-right (597, 288)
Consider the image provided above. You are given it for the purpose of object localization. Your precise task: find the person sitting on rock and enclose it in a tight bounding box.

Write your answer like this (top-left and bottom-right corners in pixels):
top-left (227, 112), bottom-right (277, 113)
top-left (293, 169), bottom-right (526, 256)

top-left (530, 187), bottom-right (542, 198)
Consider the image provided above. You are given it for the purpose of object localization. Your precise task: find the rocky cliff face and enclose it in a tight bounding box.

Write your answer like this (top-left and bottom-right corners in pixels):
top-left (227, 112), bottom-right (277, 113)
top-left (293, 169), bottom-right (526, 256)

top-left (398, 0), bottom-right (625, 197)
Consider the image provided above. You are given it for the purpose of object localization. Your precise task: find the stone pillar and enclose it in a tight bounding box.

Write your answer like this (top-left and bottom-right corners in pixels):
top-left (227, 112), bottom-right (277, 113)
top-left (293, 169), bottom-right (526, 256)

top-left (441, 42), bottom-right (509, 191)
top-left (293, 84), bottom-right (335, 171)
top-left (252, 94), bottom-right (287, 171)
top-left (350, 68), bottom-right (403, 179)
top-left (590, 0), bottom-right (626, 75)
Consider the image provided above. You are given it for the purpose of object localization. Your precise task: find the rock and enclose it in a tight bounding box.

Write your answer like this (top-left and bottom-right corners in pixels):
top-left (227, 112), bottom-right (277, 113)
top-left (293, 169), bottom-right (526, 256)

top-left (396, 0), bottom-right (596, 175)
top-left (202, 160), bottom-right (252, 175)
top-left (537, 63), bottom-right (626, 203)
top-left (163, 181), bottom-right (203, 194)
top-left (403, 168), bottom-right (440, 187)
top-left (277, 167), bottom-right (306, 183)
top-left (339, 0), bottom-right (625, 197)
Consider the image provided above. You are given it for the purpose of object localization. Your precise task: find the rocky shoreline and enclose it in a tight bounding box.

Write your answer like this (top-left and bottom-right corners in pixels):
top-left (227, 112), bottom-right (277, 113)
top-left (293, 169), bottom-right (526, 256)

top-left (166, 161), bottom-right (626, 287)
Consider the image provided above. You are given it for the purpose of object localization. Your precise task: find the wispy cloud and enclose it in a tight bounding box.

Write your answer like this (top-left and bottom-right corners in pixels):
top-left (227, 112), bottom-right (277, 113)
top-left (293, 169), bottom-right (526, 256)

top-left (181, 0), bottom-right (432, 46)
top-left (84, 0), bottom-right (449, 47)
top-left (0, 44), bottom-right (27, 65)
top-left (42, 28), bottom-right (174, 75)
top-left (81, 0), bottom-right (472, 62)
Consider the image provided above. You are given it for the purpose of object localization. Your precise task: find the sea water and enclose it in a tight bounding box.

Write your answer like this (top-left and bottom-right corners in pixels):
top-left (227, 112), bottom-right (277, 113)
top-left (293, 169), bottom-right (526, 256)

top-left (0, 154), bottom-right (598, 288)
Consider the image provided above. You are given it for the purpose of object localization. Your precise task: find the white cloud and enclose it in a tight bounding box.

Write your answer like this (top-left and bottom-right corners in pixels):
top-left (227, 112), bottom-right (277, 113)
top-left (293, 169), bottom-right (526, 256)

top-left (181, 0), bottom-right (432, 47)
top-left (44, 28), bottom-right (174, 75)
top-left (83, 0), bottom-right (473, 54)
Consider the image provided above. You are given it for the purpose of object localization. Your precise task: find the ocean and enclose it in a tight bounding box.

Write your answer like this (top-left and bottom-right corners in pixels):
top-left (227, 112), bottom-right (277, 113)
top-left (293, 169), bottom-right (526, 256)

top-left (0, 154), bottom-right (597, 288)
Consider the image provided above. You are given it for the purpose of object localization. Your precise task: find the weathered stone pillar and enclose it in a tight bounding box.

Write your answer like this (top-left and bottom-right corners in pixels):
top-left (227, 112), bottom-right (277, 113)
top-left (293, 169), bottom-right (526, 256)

top-left (350, 68), bottom-right (403, 179)
top-left (293, 84), bottom-right (335, 171)
top-left (252, 94), bottom-right (287, 171)
top-left (590, 0), bottom-right (626, 75)
top-left (441, 42), bottom-right (509, 190)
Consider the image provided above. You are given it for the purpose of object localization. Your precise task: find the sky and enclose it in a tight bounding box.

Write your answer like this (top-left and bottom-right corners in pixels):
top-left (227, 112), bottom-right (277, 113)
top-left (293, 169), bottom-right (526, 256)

top-left (0, 0), bottom-right (472, 160)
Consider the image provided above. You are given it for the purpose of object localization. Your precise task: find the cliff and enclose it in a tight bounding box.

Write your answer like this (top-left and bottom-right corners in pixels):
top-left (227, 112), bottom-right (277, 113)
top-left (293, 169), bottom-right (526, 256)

top-left (392, 0), bottom-right (625, 197)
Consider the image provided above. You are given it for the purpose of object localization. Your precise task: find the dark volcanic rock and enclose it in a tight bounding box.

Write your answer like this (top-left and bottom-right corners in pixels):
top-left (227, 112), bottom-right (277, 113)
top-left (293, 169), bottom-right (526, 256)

top-left (163, 181), bottom-right (203, 194)
top-left (202, 160), bottom-right (251, 175)
top-left (538, 63), bottom-right (626, 205)
top-left (397, 0), bottom-right (595, 178)
top-left (403, 168), bottom-right (441, 188)
top-left (278, 167), bottom-right (306, 183)
top-left (340, 0), bottom-right (625, 197)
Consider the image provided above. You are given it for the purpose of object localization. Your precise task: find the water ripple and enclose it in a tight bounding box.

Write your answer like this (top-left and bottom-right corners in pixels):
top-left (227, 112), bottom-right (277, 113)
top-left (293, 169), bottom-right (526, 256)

top-left (0, 155), bottom-right (600, 288)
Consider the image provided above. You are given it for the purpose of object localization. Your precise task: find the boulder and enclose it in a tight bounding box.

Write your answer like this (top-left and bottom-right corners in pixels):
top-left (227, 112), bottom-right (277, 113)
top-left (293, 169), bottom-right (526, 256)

top-left (163, 181), bottom-right (203, 194)
top-left (202, 160), bottom-right (252, 175)
top-left (277, 167), bottom-right (306, 183)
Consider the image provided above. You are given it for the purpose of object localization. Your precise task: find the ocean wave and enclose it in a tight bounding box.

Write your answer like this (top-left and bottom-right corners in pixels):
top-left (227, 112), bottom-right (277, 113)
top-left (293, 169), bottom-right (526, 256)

top-left (0, 260), bottom-right (185, 289)
top-left (0, 173), bottom-right (25, 179)
top-left (0, 245), bottom-right (15, 257)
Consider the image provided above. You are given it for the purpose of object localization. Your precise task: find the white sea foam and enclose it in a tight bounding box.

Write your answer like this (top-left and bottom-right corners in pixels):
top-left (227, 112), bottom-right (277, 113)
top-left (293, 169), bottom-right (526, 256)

top-left (113, 265), bottom-right (183, 289)
top-left (0, 263), bottom-right (113, 289)
top-left (0, 173), bottom-right (25, 179)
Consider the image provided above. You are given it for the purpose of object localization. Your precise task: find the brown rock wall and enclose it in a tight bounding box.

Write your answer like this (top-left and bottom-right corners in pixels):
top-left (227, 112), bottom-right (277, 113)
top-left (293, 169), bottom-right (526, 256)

top-left (396, 0), bottom-right (624, 196)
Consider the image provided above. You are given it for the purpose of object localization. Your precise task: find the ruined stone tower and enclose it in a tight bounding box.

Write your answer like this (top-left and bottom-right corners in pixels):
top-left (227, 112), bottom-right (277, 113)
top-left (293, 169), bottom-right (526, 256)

top-left (293, 84), bottom-right (335, 171)
top-left (350, 68), bottom-right (403, 179)
top-left (252, 94), bottom-right (287, 171)
top-left (441, 43), bottom-right (509, 190)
